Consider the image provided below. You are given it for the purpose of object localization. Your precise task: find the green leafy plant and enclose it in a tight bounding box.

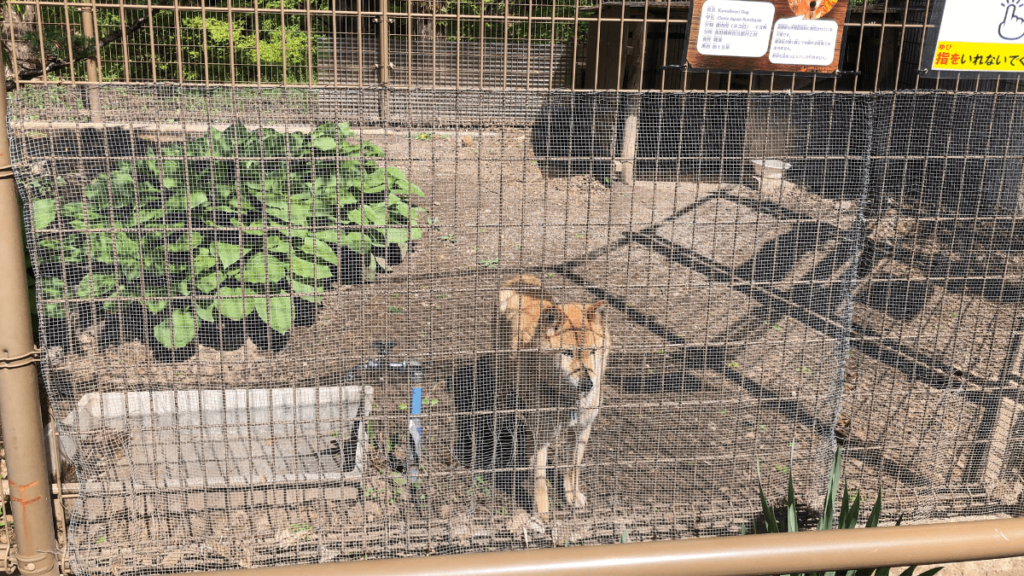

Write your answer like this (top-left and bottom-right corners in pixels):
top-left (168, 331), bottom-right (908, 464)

top-left (749, 447), bottom-right (943, 576)
top-left (28, 121), bottom-right (425, 356)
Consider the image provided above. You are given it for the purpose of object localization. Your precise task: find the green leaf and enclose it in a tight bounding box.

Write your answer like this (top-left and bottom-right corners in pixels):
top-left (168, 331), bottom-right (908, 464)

top-left (166, 190), bottom-right (208, 210)
top-left (77, 273), bottom-right (116, 299)
top-left (915, 568), bottom-right (944, 576)
top-left (289, 132), bottom-right (310, 155)
top-left (312, 137), bottom-right (337, 152)
top-left (42, 303), bottom-right (67, 319)
top-left (38, 277), bottom-right (66, 299)
top-left (217, 286), bottom-right (254, 320)
top-left (254, 295), bottom-right (292, 334)
top-left (243, 253), bottom-right (287, 284)
top-left (215, 242), bottom-right (248, 269)
top-left (299, 237), bottom-right (338, 265)
top-left (133, 209), bottom-right (164, 226)
top-left (195, 301), bottom-right (216, 323)
top-left (290, 254), bottom-right (331, 280)
top-left (386, 166), bottom-right (407, 182)
top-left (266, 203), bottom-right (310, 227)
top-left (385, 228), bottom-right (422, 245)
top-left (168, 232), bottom-right (204, 253)
top-left (755, 458), bottom-right (779, 535)
top-left (865, 486), bottom-right (883, 528)
top-left (786, 472), bottom-right (797, 533)
top-left (194, 248), bottom-right (217, 273)
top-left (817, 447), bottom-right (843, 532)
top-left (348, 204), bottom-right (387, 226)
top-left (33, 199), bottom-right (57, 229)
top-left (196, 273), bottom-right (221, 294)
top-left (146, 299), bottom-right (170, 314)
top-left (361, 170), bottom-right (387, 193)
top-left (291, 280), bottom-right (323, 303)
top-left (267, 235), bottom-right (291, 253)
top-left (153, 309), bottom-right (196, 349)
top-left (392, 179), bottom-right (424, 197)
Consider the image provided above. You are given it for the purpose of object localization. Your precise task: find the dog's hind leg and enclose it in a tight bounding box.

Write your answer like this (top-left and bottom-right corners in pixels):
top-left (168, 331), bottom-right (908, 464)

top-left (564, 424), bottom-right (592, 508)
top-left (533, 442), bottom-right (550, 519)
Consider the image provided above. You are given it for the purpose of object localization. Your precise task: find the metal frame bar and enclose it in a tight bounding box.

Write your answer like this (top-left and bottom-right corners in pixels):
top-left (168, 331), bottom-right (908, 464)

top-left (0, 74), bottom-right (60, 576)
top-left (176, 518), bottom-right (1024, 576)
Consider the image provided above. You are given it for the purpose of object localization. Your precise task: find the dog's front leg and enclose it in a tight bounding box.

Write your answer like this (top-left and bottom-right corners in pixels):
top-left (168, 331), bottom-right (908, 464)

top-left (564, 424), bottom-right (592, 508)
top-left (533, 442), bottom-right (550, 519)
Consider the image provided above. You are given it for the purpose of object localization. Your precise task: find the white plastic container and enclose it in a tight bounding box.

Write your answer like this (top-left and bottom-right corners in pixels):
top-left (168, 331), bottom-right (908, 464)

top-left (750, 158), bottom-right (792, 179)
top-left (57, 385), bottom-right (373, 490)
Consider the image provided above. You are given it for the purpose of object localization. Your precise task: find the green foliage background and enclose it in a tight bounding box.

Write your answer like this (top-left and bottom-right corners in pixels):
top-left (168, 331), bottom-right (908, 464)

top-left (7, 0), bottom-right (588, 86)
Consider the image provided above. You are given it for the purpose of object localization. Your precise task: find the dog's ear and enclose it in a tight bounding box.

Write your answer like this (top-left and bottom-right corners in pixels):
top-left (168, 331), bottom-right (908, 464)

top-left (585, 300), bottom-right (608, 325)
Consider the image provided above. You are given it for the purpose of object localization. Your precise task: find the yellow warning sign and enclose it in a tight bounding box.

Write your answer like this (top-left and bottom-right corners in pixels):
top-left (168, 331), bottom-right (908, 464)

top-left (932, 42), bottom-right (1024, 72)
top-left (927, 0), bottom-right (1024, 75)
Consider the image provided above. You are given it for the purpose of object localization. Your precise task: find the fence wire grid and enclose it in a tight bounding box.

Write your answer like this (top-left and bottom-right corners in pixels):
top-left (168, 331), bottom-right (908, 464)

top-left (6, 84), bottom-right (1024, 575)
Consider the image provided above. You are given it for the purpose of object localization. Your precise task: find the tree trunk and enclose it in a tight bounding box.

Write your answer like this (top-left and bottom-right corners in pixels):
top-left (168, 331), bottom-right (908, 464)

top-left (3, 5), bottom-right (43, 79)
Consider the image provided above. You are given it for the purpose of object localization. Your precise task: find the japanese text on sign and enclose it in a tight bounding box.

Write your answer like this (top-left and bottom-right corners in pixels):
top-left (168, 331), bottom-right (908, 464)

top-left (696, 0), bottom-right (775, 58)
top-left (929, 0), bottom-right (1024, 73)
top-left (768, 16), bottom-right (838, 65)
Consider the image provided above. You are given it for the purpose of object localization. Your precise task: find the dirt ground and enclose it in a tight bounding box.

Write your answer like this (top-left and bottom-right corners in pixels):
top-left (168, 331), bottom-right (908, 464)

top-left (9, 124), bottom-right (1023, 572)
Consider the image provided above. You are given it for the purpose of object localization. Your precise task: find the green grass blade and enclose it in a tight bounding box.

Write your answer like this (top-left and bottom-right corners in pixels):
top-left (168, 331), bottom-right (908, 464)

top-left (788, 472), bottom-right (798, 533)
top-left (875, 567), bottom-right (890, 576)
top-left (916, 568), bottom-right (943, 576)
top-left (866, 486), bottom-right (883, 528)
top-left (756, 458), bottom-right (780, 534)
top-left (897, 566), bottom-right (917, 576)
top-left (838, 480), bottom-right (851, 529)
top-left (818, 447), bottom-right (843, 531)
top-left (845, 490), bottom-right (862, 530)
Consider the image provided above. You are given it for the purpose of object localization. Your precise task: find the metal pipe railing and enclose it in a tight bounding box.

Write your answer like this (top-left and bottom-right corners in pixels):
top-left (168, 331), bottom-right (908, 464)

top-left (0, 75), bottom-right (60, 576)
top-left (182, 517), bottom-right (1024, 576)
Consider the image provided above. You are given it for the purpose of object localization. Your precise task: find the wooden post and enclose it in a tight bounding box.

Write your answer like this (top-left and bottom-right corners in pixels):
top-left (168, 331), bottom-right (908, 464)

top-left (79, 6), bottom-right (102, 122)
top-left (619, 21), bottom-right (645, 185)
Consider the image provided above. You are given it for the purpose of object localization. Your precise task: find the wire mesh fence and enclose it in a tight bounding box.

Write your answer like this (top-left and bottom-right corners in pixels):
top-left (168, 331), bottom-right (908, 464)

top-left (6, 83), bottom-right (1024, 574)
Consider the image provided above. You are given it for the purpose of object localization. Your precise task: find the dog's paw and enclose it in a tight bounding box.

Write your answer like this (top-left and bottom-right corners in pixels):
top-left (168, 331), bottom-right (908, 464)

top-left (565, 489), bottom-right (587, 508)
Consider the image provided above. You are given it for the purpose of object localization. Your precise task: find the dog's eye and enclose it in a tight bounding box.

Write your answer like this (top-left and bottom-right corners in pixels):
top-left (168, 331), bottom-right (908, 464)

top-left (561, 349), bottom-right (574, 358)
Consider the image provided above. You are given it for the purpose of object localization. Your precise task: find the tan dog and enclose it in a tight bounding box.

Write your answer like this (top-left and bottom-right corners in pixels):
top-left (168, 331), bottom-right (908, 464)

top-left (496, 275), bottom-right (609, 526)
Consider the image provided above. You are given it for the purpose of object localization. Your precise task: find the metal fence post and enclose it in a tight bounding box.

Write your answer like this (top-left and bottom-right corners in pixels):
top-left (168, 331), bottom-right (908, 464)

top-left (378, 0), bottom-right (390, 122)
top-left (79, 6), bottom-right (103, 122)
top-left (0, 78), bottom-right (61, 576)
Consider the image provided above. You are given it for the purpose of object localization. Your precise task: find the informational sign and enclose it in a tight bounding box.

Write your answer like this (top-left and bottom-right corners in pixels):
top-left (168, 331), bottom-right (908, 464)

top-left (686, 0), bottom-right (849, 74)
top-left (923, 0), bottom-right (1024, 77)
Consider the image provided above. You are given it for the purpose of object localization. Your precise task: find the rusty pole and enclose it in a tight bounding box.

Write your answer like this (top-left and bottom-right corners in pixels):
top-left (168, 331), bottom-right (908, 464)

top-left (0, 75), bottom-right (60, 576)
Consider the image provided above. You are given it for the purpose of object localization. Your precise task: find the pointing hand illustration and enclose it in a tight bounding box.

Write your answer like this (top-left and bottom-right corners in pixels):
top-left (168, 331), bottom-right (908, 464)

top-left (1000, 3), bottom-right (1024, 41)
